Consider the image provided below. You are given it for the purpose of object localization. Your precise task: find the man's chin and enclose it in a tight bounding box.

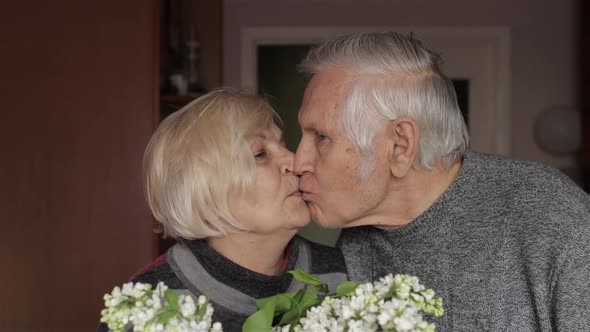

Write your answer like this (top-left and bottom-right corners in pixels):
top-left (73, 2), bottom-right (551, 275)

top-left (310, 214), bottom-right (347, 229)
top-left (308, 203), bottom-right (345, 228)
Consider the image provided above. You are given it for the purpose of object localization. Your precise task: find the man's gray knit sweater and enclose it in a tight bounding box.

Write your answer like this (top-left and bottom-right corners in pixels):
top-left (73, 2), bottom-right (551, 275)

top-left (338, 150), bottom-right (590, 331)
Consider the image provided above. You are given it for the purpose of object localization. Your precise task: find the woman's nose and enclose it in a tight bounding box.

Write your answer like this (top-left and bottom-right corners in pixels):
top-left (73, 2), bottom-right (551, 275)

top-left (280, 148), bottom-right (295, 174)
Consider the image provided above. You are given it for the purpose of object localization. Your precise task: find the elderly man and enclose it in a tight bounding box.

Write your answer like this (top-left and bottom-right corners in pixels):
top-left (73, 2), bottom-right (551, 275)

top-left (293, 32), bottom-right (590, 331)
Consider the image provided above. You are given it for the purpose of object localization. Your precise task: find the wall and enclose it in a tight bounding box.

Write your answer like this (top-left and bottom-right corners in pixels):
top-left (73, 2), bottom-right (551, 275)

top-left (223, 0), bottom-right (579, 170)
top-left (0, 1), bottom-right (156, 331)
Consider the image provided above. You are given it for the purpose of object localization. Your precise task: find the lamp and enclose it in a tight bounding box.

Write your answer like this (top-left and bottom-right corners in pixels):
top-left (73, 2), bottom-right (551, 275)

top-left (533, 106), bottom-right (581, 155)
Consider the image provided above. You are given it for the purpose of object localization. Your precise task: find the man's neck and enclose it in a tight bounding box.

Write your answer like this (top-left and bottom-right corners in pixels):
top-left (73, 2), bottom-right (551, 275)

top-left (351, 159), bottom-right (462, 229)
top-left (207, 230), bottom-right (297, 276)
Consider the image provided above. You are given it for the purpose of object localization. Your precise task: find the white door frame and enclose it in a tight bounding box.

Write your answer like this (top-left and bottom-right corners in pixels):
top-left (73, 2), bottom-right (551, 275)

top-left (241, 27), bottom-right (511, 156)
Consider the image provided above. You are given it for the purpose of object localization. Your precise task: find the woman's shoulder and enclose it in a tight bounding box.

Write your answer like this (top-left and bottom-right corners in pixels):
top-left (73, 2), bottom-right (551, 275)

top-left (129, 253), bottom-right (184, 289)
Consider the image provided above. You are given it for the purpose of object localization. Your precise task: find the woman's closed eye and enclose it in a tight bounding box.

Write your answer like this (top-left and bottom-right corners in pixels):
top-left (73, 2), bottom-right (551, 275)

top-left (254, 150), bottom-right (267, 160)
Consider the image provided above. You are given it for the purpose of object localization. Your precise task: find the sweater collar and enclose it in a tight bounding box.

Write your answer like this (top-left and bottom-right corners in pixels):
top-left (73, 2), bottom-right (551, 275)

top-left (167, 236), bottom-right (312, 315)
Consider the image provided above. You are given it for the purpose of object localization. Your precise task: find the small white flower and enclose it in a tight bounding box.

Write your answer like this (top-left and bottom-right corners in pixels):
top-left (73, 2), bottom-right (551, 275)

top-left (100, 282), bottom-right (222, 332)
top-left (180, 295), bottom-right (197, 318)
top-left (211, 322), bottom-right (223, 332)
top-left (122, 282), bottom-right (134, 296)
top-left (285, 273), bottom-right (442, 332)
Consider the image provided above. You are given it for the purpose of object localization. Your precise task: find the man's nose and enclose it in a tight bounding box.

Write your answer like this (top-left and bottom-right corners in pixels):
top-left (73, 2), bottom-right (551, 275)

top-left (293, 140), bottom-right (314, 175)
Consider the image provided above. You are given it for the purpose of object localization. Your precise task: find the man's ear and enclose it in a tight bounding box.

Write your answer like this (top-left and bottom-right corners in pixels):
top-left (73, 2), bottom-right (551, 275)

top-left (386, 117), bottom-right (419, 178)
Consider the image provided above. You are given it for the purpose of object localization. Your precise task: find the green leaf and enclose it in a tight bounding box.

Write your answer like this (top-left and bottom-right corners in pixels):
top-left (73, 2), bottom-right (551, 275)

top-left (255, 295), bottom-right (275, 309)
top-left (289, 269), bottom-right (323, 287)
top-left (292, 289), bottom-right (305, 303)
top-left (196, 298), bottom-right (208, 319)
top-left (274, 289), bottom-right (305, 325)
top-left (278, 289), bottom-right (319, 326)
top-left (336, 281), bottom-right (359, 297)
top-left (243, 297), bottom-right (276, 332)
top-left (165, 289), bottom-right (179, 309)
top-left (256, 292), bottom-right (297, 313)
top-left (157, 308), bottom-right (177, 324)
top-left (298, 289), bottom-right (320, 312)
top-left (314, 283), bottom-right (329, 294)
top-left (278, 307), bottom-right (300, 325)
top-left (274, 293), bottom-right (297, 312)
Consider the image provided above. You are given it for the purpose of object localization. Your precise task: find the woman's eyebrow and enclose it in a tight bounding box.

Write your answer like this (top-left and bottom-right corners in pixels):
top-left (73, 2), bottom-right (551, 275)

top-left (257, 129), bottom-right (282, 142)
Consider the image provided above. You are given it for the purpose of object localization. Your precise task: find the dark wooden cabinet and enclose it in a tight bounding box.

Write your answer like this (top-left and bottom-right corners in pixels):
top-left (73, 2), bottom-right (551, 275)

top-left (582, 1), bottom-right (590, 191)
top-left (153, 0), bottom-right (222, 257)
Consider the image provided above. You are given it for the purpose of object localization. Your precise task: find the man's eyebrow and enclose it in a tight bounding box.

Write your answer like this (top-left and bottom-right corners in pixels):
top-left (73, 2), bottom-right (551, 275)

top-left (302, 125), bottom-right (323, 134)
top-left (300, 123), bottom-right (317, 131)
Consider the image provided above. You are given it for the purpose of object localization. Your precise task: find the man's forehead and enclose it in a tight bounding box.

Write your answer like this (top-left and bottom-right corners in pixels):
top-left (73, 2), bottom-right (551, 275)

top-left (298, 102), bottom-right (338, 131)
top-left (307, 68), bottom-right (350, 100)
top-left (299, 69), bottom-right (349, 129)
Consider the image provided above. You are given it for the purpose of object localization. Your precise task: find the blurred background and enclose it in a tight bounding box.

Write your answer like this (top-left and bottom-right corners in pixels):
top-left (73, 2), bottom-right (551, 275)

top-left (1, 0), bottom-right (588, 330)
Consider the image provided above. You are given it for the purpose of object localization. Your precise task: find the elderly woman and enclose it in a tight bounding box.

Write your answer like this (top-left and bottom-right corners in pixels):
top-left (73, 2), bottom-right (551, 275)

top-left (99, 89), bottom-right (347, 331)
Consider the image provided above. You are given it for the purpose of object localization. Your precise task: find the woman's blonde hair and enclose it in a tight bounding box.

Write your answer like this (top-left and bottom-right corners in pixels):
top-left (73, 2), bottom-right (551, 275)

top-left (143, 88), bottom-right (279, 239)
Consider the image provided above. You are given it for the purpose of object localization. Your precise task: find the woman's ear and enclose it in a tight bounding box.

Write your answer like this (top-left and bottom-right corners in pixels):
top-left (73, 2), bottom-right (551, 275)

top-left (386, 117), bottom-right (419, 178)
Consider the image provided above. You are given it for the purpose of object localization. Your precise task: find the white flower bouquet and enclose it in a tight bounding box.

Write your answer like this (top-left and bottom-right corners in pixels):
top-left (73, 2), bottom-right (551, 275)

top-left (243, 270), bottom-right (444, 332)
top-left (100, 282), bottom-right (222, 332)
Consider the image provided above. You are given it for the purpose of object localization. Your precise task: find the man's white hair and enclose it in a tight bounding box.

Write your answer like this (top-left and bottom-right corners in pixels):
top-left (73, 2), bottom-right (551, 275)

top-left (300, 32), bottom-right (469, 178)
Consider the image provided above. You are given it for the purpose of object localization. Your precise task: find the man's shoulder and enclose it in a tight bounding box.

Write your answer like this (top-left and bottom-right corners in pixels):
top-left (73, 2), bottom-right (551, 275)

top-left (469, 151), bottom-right (570, 181)
top-left (296, 235), bottom-right (347, 275)
top-left (502, 159), bottom-right (587, 212)
top-left (460, 152), bottom-right (590, 256)
top-left (337, 226), bottom-right (375, 243)
top-left (467, 150), bottom-right (558, 179)
top-left (466, 151), bottom-right (587, 204)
